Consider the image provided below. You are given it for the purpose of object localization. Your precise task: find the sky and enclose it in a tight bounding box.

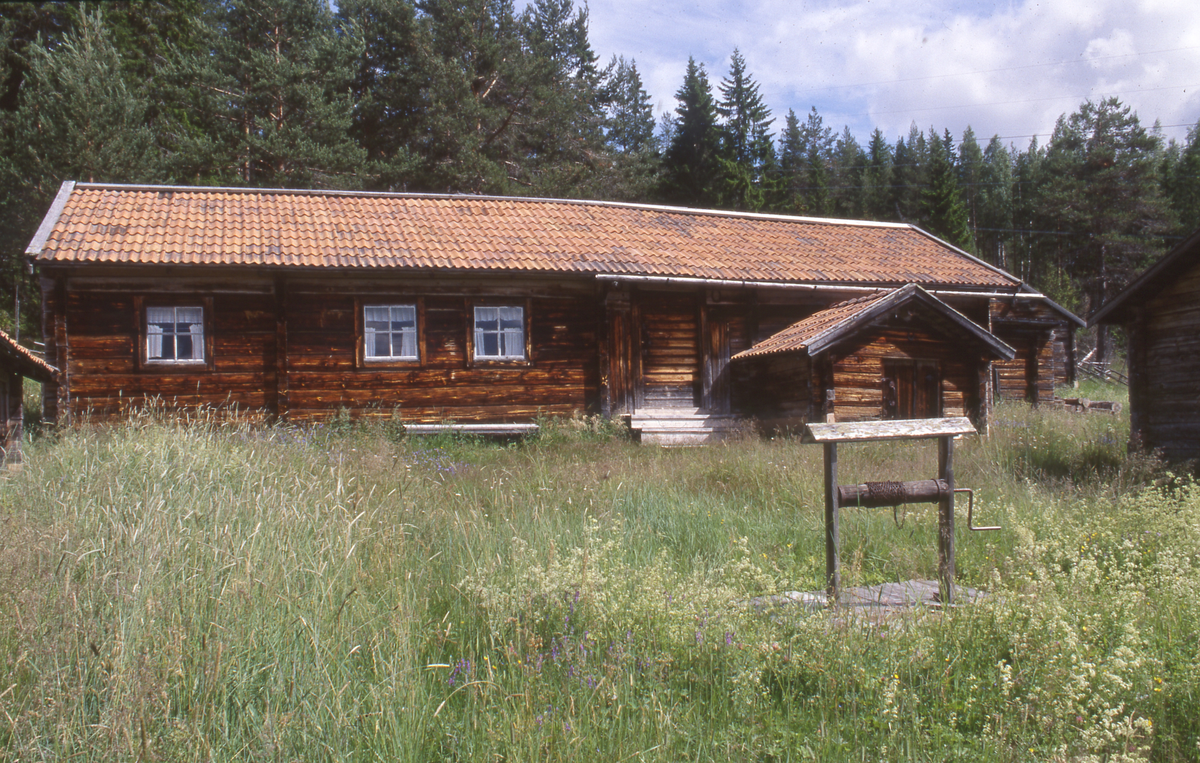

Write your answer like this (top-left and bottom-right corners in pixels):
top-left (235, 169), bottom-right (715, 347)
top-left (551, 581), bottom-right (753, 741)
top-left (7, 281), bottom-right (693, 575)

top-left (565, 0), bottom-right (1200, 150)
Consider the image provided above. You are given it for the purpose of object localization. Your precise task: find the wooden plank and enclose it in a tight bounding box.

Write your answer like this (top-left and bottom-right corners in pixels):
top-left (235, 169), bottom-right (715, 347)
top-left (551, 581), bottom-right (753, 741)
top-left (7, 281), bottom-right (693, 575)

top-left (803, 416), bottom-right (976, 443)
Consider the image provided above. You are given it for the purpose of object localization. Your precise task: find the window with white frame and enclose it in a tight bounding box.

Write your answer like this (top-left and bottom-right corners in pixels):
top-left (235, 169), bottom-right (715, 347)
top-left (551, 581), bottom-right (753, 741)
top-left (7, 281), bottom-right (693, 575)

top-left (364, 304), bottom-right (419, 360)
top-left (473, 305), bottom-right (525, 360)
top-left (146, 306), bottom-right (205, 362)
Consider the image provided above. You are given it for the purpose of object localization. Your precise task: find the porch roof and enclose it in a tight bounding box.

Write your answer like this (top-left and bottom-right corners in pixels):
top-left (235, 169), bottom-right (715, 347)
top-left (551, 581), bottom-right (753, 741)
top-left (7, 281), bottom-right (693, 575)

top-left (732, 284), bottom-right (1017, 362)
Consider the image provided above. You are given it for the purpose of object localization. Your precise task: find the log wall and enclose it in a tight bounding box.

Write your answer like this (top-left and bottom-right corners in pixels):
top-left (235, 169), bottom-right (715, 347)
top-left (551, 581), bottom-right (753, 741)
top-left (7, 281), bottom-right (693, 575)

top-left (990, 299), bottom-right (1064, 403)
top-left (43, 268), bottom-right (602, 423)
top-left (828, 320), bottom-right (978, 422)
top-left (1127, 262), bottom-right (1200, 459)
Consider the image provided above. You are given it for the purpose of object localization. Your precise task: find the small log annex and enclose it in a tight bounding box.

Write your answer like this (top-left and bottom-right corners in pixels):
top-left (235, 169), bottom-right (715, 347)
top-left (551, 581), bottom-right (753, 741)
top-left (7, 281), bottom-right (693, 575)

top-left (0, 329), bottom-right (59, 467)
top-left (26, 182), bottom-right (1082, 442)
top-left (1091, 226), bottom-right (1200, 460)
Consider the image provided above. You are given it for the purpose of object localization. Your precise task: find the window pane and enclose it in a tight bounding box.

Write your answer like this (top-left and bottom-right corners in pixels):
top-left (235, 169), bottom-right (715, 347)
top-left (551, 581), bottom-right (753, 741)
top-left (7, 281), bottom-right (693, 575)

top-left (475, 306), bottom-right (499, 332)
top-left (398, 328), bottom-right (417, 358)
top-left (146, 306), bottom-right (203, 362)
top-left (390, 306), bottom-right (416, 330)
top-left (365, 304), bottom-right (418, 359)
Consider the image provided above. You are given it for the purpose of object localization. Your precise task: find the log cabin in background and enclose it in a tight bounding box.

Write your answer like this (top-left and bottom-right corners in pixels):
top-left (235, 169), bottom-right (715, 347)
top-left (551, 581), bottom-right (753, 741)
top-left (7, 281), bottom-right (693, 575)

top-left (26, 182), bottom-right (1081, 444)
top-left (0, 329), bottom-right (59, 467)
top-left (1090, 226), bottom-right (1200, 461)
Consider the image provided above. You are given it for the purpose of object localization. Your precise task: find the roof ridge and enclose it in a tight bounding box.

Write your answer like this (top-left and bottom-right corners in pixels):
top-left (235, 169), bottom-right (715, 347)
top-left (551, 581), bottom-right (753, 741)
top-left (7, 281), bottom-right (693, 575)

top-left (69, 181), bottom-right (918, 231)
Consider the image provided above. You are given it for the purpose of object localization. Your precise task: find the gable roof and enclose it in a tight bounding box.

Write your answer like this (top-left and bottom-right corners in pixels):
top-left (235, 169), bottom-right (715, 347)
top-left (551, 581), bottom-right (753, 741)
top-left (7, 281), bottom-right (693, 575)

top-left (26, 182), bottom-right (1023, 290)
top-left (1090, 226), bottom-right (1200, 325)
top-left (0, 329), bottom-right (59, 383)
top-left (732, 283), bottom-right (1017, 361)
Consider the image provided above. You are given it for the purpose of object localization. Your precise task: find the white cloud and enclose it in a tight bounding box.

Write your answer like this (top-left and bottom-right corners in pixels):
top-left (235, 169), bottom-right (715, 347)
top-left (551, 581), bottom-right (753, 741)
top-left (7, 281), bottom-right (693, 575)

top-left (576, 0), bottom-right (1200, 147)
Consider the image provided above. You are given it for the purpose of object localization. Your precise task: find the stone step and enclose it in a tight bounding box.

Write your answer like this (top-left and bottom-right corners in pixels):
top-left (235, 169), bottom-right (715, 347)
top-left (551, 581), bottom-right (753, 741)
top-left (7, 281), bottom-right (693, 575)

top-left (637, 428), bottom-right (730, 446)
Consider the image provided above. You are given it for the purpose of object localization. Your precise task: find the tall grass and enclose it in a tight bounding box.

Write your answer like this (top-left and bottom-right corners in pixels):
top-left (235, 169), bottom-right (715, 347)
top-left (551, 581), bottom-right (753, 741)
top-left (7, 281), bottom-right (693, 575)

top-left (2, 398), bottom-right (1197, 761)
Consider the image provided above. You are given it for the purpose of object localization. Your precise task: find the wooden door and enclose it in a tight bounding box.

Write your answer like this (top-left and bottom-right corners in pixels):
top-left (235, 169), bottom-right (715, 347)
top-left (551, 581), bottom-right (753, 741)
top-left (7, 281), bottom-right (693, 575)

top-left (636, 293), bottom-right (699, 409)
top-left (702, 310), bottom-right (731, 414)
top-left (883, 359), bottom-right (941, 419)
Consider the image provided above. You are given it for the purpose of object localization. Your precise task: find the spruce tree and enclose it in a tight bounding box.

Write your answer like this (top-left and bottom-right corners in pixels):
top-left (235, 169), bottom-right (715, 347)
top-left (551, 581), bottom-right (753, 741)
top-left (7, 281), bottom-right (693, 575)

top-left (1166, 119), bottom-right (1200, 235)
top-left (977, 135), bottom-right (1015, 268)
top-left (715, 50), bottom-right (775, 211)
top-left (830, 126), bottom-right (864, 218)
top-left (778, 109), bottom-right (805, 212)
top-left (891, 123), bottom-right (927, 222)
top-left (862, 128), bottom-right (893, 220)
top-left (958, 126), bottom-right (984, 249)
top-left (661, 57), bottom-right (720, 206)
top-left (920, 129), bottom-right (971, 249)
top-left (796, 107), bottom-right (833, 215)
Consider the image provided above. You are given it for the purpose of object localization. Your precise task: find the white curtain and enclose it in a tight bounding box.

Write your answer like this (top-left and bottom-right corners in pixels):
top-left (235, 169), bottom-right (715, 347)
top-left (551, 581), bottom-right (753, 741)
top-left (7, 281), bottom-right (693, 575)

top-left (146, 307), bottom-right (171, 359)
top-left (180, 307), bottom-right (204, 360)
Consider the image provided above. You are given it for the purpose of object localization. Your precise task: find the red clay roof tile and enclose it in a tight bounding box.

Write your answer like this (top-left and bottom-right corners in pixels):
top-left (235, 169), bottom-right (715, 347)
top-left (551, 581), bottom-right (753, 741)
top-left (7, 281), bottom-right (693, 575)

top-left (30, 184), bottom-right (1019, 288)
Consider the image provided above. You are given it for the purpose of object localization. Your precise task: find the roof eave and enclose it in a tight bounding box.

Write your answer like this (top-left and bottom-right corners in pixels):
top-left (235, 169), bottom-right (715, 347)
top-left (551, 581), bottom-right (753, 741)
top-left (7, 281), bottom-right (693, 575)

top-left (1090, 226), bottom-right (1200, 326)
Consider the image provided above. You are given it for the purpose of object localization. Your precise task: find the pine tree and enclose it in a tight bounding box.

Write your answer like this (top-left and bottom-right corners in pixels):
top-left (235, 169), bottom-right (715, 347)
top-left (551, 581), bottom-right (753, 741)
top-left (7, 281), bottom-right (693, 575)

top-left (414, 0), bottom-right (529, 193)
top-left (601, 56), bottom-right (655, 154)
top-left (0, 12), bottom-right (158, 334)
top-left (336, 0), bottom-right (423, 190)
top-left (168, 0), bottom-right (366, 188)
top-left (661, 57), bottom-right (720, 206)
top-left (514, 0), bottom-right (609, 196)
top-left (1040, 98), bottom-right (1173, 329)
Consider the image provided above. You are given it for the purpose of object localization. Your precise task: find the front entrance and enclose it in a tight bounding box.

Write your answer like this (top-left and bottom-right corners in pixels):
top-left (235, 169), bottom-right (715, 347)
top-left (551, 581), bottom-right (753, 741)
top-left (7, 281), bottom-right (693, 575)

top-left (882, 359), bottom-right (941, 419)
top-left (636, 292), bottom-right (700, 409)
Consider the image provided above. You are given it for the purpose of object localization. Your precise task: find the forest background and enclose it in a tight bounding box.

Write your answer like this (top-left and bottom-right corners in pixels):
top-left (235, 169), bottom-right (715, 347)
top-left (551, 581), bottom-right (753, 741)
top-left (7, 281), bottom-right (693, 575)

top-left (1, 0), bottom-right (1198, 354)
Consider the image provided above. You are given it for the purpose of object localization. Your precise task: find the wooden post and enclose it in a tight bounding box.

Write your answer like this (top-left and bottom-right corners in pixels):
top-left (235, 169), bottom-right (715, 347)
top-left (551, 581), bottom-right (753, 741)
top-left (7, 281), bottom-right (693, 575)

top-left (274, 276), bottom-right (289, 422)
top-left (824, 441), bottom-right (839, 603)
top-left (937, 434), bottom-right (955, 604)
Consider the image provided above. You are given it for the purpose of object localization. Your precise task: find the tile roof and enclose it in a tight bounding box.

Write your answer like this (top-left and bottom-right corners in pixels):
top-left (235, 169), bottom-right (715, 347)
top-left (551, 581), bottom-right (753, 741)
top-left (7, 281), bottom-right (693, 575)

top-left (0, 329), bottom-right (59, 382)
top-left (27, 182), bottom-right (1020, 288)
top-left (733, 284), bottom-right (1016, 361)
top-left (733, 292), bottom-right (892, 360)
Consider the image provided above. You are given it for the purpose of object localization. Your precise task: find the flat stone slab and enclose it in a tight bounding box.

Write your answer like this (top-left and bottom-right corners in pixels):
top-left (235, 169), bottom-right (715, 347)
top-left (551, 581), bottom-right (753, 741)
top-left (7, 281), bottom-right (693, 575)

top-left (749, 579), bottom-right (985, 619)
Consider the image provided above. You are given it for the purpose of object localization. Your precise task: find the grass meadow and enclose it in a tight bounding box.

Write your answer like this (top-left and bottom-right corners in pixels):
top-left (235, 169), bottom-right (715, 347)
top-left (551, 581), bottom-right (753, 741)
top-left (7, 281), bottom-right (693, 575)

top-left (3, 386), bottom-right (1200, 761)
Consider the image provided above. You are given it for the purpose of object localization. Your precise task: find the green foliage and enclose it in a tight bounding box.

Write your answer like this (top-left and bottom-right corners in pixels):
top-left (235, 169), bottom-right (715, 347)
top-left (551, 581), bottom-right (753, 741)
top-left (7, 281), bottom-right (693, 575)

top-left (1165, 119), bottom-right (1200, 236)
top-left (921, 128), bottom-right (972, 250)
top-left (661, 57), bottom-right (721, 207)
top-left (6, 402), bottom-right (1200, 760)
top-left (1038, 98), bottom-right (1174, 314)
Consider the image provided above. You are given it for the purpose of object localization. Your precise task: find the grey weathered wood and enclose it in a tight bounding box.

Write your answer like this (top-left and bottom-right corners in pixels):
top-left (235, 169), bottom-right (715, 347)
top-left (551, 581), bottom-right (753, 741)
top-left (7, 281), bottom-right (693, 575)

top-left (938, 435), bottom-right (955, 605)
top-left (803, 416), bottom-right (976, 444)
top-left (837, 479), bottom-right (949, 507)
top-left (824, 442), bottom-right (839, 601)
